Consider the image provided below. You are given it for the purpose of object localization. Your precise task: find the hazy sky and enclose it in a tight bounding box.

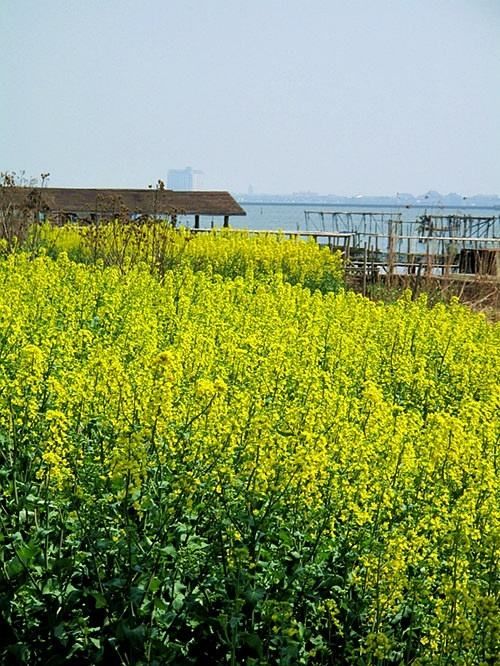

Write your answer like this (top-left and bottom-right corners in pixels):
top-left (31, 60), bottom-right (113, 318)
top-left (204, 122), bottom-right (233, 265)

top-left (2, 0), bottom-right (499, 195)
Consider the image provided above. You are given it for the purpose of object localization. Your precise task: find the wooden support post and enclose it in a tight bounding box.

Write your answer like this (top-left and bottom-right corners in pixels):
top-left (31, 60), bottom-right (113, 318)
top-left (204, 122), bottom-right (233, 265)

top-left (387, 220), bottom-right (395, 281)
top-left (345, 235), bottom-right (351, 263)
top-left (362, 243), bottom-right (368, 297)
top-left (443, 239), bottom-right (450, 277)
top-left (223, 215), bottom-right (229, 228)
top-left (194, 214), bottom-right (200, 229)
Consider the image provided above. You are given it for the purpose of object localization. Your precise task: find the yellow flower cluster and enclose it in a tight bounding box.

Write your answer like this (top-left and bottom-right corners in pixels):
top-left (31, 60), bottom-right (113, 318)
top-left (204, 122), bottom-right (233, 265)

top-left (36, 223), bottom-right (344, 292)
top-left (0, 246), bottom-right (498, 662)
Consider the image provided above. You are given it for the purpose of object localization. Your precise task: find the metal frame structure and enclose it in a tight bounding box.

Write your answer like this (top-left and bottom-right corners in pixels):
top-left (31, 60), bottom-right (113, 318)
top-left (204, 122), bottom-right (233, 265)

top-left (303, 210), bottom-right (500, 276)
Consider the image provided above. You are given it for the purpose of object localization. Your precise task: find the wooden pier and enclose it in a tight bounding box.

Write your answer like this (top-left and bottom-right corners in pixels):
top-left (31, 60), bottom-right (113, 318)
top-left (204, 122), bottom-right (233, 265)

top-left (302, 210), bottom-right (500, 278)
top-left (190, 226), bottom-right (355, 251)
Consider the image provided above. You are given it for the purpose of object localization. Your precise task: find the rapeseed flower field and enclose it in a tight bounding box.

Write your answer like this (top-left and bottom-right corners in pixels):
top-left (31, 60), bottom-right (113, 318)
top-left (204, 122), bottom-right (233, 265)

top-left (0, 229), bottom-right (498, 664)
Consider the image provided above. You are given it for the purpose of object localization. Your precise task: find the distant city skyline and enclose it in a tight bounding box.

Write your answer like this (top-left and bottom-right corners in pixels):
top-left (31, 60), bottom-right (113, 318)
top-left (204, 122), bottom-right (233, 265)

top-left (2, 1), bottom-right (499, 196)
top-left (166, 166), bottom-right (204, 191)
top-left (235, 190), bottom-right (500, 208)
top-left (7, 168), bottom-right (500, 204)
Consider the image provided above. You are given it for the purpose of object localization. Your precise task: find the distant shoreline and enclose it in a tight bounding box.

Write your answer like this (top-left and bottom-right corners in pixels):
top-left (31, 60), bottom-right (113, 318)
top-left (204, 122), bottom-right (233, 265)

top-left (237, 200), bottom-right (500, 211)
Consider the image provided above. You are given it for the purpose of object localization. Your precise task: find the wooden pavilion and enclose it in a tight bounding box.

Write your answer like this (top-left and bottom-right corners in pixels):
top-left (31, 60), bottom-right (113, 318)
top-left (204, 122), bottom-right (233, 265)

top-left (7, 187), bottom-right (246, 227)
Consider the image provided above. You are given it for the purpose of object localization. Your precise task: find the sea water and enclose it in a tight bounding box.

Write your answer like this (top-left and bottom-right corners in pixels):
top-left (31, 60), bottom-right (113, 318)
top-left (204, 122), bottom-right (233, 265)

top-left (232, 202), bottom-right (500, 234)
top-left (178, 202), bottom-right (498, 235)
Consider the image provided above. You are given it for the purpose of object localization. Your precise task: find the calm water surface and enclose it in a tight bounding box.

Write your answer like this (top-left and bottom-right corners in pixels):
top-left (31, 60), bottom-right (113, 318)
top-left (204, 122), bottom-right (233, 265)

top-left (180, 202), bottom-right (499, 234)
top-left (233, 203), bottom-right (500, 233)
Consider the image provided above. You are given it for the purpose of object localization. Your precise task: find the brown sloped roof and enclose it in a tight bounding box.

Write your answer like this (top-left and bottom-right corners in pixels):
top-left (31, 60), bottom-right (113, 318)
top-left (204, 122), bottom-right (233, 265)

top-left (8, 188), bottom-right (246, 217)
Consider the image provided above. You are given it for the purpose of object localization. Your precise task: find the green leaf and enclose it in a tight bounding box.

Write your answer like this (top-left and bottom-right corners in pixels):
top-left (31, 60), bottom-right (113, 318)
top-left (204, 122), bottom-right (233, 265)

top-left (161, 544), bottom-right (176, 557)
top-left (172, 593), bottom-right (185, 611)
top-left (148, 576), bottom-right (161, 593)
top-left (118, 622), bottom-right (146, 649)
top-left (91, 591), bottom-right (107, 608)
top-left (153, 597), bottom-right (168, 611)
top-left (241, 632), bottom-right (263, 657)
top-left (6, 558), bottom-right (24, 578)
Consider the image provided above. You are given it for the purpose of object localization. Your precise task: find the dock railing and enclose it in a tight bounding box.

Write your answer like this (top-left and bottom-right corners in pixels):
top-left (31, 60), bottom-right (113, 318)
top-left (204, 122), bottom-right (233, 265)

top-left (302, 210), bottom-right (500, 278)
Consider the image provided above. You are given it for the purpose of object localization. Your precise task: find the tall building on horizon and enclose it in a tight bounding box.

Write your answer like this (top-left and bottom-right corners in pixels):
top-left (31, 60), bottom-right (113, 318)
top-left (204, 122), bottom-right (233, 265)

top-left (167, 167), bottom-right (203, 191)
